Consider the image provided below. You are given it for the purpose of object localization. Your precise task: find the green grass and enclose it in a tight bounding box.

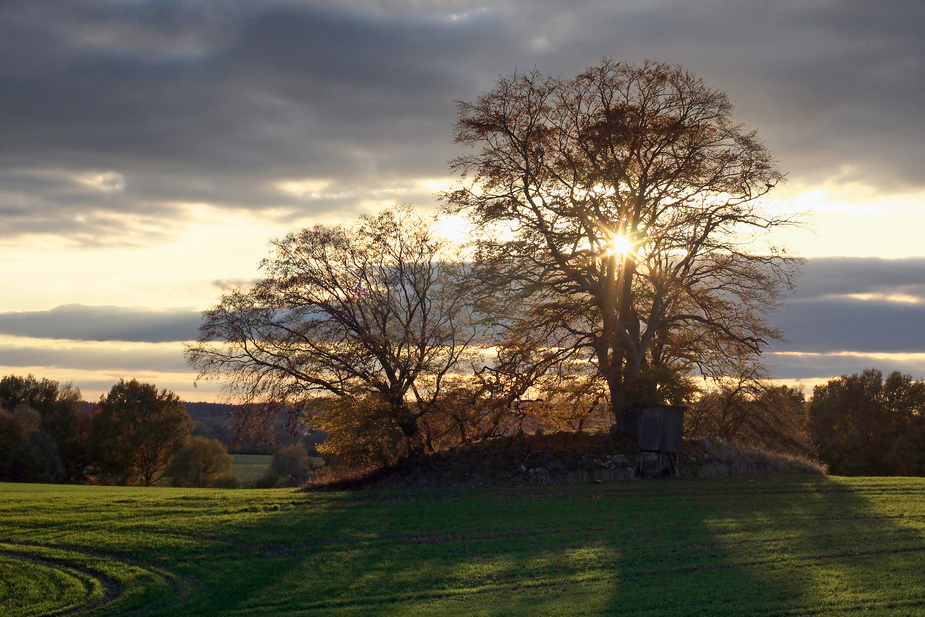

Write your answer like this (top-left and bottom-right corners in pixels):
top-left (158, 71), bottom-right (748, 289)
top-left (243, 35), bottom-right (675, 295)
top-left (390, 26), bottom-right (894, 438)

top-left (230, 454), bottom-right (273, 484)
top-left (1, 476), bottom-right (924, 615)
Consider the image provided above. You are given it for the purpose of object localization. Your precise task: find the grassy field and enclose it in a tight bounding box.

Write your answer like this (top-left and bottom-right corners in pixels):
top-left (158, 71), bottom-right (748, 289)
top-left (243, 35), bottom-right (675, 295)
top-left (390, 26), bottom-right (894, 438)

top-left (230, 453), bottom-right (273, 485)
top-left (1, 476), bottom-right (924, 616)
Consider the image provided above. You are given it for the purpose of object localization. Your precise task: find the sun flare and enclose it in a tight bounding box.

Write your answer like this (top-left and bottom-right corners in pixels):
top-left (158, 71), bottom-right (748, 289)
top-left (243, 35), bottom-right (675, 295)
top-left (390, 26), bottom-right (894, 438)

top-left (606, 234), bottom-right (633, 255)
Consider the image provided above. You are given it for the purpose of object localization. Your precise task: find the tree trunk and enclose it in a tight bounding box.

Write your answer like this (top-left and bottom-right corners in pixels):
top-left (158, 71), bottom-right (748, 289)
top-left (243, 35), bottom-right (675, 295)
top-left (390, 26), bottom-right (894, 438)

top-left (614, 402), bottom-right (639, 442)
top-left (395, 413), bottom-right (425, 458)
top-left (608, 360), bottom-right (652, 442)
top-left (600, 357), bottom-right (638, 441)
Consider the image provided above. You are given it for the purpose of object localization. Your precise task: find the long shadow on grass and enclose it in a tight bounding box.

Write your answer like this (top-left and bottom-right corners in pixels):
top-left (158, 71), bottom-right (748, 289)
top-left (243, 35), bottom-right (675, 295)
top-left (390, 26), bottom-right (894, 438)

top-left (172, 482), bottom-right (746, 615)
top-left (163, 477), bottom-right (925, 616)
top-left (163, 484), bottom-right (719, 615)
top-left (596, 475), bottom-right (925, 616)
top-left (662, 475), bottom-right (925, 616)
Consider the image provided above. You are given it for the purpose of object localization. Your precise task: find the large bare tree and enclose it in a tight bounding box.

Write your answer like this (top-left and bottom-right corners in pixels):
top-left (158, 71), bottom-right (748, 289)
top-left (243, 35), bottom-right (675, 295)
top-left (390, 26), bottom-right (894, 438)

top-left (449, 59), bottom-right (801, 437)
top-left (186, 205), bottom-right (479, 454)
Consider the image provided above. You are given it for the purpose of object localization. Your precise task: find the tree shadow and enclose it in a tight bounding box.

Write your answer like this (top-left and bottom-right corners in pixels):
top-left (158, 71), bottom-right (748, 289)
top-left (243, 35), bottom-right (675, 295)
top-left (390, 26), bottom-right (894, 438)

top-left (693, 476), bottom-right (925, 614)
top-left (151, 476), bottom-right (925, 616)
top-left (598, 475), bottom-right (925, 616)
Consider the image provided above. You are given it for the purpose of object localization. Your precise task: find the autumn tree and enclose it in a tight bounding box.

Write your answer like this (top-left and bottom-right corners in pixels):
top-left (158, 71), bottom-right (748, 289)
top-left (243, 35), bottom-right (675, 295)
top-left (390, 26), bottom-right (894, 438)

top-left (89, 379), bottom-right (194, 486)
top-left (808, 369), bottom-right (925, 475)
top-left (0, 405), bottom-right (53, 482)
top-left (165, 436), bottom-right (235, 488)
top-left (449, 58), bottom-right (800, 438)
top-left (186, 205), bottom-right (480, 458)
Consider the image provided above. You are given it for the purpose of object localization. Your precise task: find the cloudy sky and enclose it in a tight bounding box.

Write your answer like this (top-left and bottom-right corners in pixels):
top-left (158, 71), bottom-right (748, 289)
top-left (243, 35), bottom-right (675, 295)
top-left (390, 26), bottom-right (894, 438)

top-left (1, 0), bottom-right (924, 402)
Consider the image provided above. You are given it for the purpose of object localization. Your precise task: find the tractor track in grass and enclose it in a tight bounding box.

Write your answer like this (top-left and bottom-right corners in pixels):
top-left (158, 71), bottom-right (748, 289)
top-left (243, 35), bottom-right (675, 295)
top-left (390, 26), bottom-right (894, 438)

top-left (0, 541), bottom-right (192, 616)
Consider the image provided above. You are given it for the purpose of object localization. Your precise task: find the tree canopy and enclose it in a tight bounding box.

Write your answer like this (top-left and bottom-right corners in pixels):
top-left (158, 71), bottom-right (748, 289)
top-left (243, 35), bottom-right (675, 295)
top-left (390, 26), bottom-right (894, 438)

top-left (89, 379), bottom-right (194, 486)
top-left (0, 374), bottom-right (84, 483)
top-left (809, 369), bottom-right (925, 475)
top-left (449, 58), bottom-right (801, 436)
top-left (186, 205), bottom-right (480, 455)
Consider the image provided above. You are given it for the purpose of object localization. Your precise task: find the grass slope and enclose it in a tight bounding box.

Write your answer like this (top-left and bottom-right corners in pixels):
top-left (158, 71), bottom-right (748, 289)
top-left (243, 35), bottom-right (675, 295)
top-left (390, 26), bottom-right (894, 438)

top-left (1, 477), bottom-right (924, 616)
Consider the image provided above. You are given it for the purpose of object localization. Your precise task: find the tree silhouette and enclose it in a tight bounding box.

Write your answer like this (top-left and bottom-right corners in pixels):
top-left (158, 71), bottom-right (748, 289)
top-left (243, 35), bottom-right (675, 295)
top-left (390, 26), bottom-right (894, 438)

top-left (90, 379), bottom-right (193, 486)
top-left (0, 374), bottom-right (84, 482)
top-left (449, 59), bottom-right (801, 437)
top-left (809, 369), bottom-right (925, 475)
top-left (187, 205), bottom-right (480, 455)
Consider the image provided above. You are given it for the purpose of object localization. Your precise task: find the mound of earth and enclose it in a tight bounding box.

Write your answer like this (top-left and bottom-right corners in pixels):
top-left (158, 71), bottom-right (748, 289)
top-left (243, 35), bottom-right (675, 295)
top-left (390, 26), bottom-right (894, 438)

top-left (307, 431), bottom-right (823, 491)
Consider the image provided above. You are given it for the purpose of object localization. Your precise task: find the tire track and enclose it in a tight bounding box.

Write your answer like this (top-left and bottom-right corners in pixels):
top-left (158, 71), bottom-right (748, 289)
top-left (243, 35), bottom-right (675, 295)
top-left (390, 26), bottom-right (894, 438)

top-left (0, 542), bottom-right (191, 616)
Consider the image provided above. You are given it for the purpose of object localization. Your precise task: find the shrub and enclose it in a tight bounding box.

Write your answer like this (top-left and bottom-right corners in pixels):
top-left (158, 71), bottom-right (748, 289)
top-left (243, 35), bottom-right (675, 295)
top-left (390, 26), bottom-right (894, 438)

top-left (209, 475), bottom-right (242, 489)
top-left (166, 437), bottom-right (235, 488)
top-left (255, 445), bottom-right (320, 488)
top-left (687, 379), bottom-right (809, 456)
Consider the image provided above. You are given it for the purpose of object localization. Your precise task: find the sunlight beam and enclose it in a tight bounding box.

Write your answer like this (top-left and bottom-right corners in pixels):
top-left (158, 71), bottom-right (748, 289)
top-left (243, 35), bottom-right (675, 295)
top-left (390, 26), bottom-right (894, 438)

top-left (605, 234), bottom-right (633, 256)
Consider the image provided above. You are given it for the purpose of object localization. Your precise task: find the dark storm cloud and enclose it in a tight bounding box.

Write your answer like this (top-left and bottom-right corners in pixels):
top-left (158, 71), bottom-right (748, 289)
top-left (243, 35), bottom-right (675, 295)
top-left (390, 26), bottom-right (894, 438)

top-left (775, 298), bottom-right (924, 354)
top-left (772, 257), bottom-right (925, 354)
top-left (1, 0), bottom-right (924, 243)
top-left (765, 352), bottom-right (925, 383)
top-left (786, 257), bottom-right (925, 301)
top-left (0, 1), bottom-right (513, 241)
top-left (569, 0), bottom-right (925, 190)
top-left (0, 305), bottom-right (201, 343)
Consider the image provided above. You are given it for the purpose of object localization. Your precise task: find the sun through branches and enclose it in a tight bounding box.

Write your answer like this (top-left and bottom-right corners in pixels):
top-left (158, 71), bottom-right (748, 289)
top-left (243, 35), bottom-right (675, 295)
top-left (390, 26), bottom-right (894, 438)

top-left (447, 58), bottom-right (803, 438)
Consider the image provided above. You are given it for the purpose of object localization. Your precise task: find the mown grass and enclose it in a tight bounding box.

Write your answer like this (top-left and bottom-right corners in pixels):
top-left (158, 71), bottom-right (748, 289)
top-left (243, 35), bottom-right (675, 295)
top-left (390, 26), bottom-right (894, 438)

top-left (1, 476), bottom-right (924, 615)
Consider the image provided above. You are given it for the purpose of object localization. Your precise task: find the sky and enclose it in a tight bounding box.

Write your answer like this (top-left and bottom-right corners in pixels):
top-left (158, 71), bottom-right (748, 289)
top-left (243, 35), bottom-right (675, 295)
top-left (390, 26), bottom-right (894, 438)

top-left (1, 0), bottom-right (924, 403)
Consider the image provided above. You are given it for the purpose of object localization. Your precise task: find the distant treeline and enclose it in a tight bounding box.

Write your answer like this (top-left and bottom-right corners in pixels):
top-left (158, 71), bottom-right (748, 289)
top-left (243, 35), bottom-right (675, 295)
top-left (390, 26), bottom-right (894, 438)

top-left (0, 374), bottom-right (324, 485)
top-left (685, 368), bottom-right (925, 477)
top-left (3, 368), bottom-right (924, 484)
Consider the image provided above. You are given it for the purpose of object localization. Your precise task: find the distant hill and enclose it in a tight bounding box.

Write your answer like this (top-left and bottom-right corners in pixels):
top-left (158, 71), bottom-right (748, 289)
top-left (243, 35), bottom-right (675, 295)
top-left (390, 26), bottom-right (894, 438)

top-left (183, 401), bottom-right (325, 454)
top-left (183, 401), bottom-right (238, 448)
